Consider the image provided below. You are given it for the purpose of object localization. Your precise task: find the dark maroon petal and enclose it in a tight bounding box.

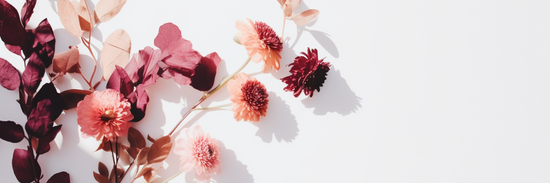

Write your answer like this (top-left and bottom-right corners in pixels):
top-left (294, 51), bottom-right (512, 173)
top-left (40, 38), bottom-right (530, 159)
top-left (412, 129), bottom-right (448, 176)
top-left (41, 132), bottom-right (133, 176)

top-left (36, 125), bottom-right (62, 154)
top-left (26, 99), bottom-right (53, 138)
top-left (0, 17), bottom-right (25, 46)
top-left (20, 0), bottom-right (36, 27)
top-left (32, 83), bottom-right (64, 121)
top-left (0, 57), bottom-right (21, 90)
top-left (12, 147), bottom-right (40, 183)
top-left (190, 52), bottom-right (221, 91)
top-left (0, 121), bottom-right (25, 143)
top-left (22, 53), bottom-right (44, 95)
top-left (128, 85), bottom-right (149, 122)
top-left (59, 89), bottom-right (92, 110)
top-left (47, 171), bottom-right (70, 183)
top-left (32, 18), bottom-right (55, 67)
top-left (107, 65), bottom-right (134, 97)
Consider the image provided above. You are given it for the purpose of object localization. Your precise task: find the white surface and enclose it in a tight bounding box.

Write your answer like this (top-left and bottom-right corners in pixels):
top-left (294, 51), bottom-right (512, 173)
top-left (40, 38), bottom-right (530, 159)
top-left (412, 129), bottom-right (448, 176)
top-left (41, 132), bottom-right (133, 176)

top-left (0, 0), bottom-right (549, 182)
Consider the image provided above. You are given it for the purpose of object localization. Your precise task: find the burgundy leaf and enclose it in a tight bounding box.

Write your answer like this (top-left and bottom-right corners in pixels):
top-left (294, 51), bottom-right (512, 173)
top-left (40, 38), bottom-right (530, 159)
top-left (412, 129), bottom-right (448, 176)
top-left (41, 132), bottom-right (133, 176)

top-left (191, 52), bottom-right (221, 91)
top-left (135, 147), bottom-right (149, 166)
top-left (0, 120), bottom-right (25, 143)
top-left (21, 30), bottom-right (34, 59)
top-left (93, 172), bottom-right (110, 183)
top-left (147, 134), bottom-right (155, 143)
top-left (98, 162), bottom-right (108, 177)
top-left (26, 99), bottom-right (53, 138)
top-left (5, 43), bottom-right (21, 56)
top-left (59, 89), bottom-right (92, 110)
top-left (127, 127), bottom-right (145, 149)
top-left (18, 84), bottom-right (32, 116)
top-left (47, 171), bottom-right (70, 183)
top-left (32, 83), bottom-right (64, 120)
top-left (126, 147), bottom-right (137, 159)
top-left (33, 19), bottom-right (56, 67)
top-left (0, 17), bottom-right (25, 46)
top-left (0, 0), bottom-right (20, 23)
top-left (127, 84), bottom-right (148, 122)
top-left (0, 57), bottom-right (21, 90)
top-left (36, 125), bottom-right (62, 154)
top-left (147, 135), bottom-right (172, 164)
top-left (12, 147), bottom-right (40, 183)
top-left (106, 65), bottom-right (134, 97)
top-left (22, 53), bottom-right (44, 95)
top-left (21, 0), bottom-right (37, 27)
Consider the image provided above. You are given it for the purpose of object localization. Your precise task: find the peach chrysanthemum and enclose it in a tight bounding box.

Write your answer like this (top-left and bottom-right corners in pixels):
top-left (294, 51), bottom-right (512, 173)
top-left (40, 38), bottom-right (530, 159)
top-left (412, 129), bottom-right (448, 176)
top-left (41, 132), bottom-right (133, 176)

top-left (76, 89), bottom-right (133, 140)
top-left (227, 73), bottom-right (269, 122)
top-left (236, 18), bottom-right (282, 73)
top-left (174, 125), bottom-right (221, 183)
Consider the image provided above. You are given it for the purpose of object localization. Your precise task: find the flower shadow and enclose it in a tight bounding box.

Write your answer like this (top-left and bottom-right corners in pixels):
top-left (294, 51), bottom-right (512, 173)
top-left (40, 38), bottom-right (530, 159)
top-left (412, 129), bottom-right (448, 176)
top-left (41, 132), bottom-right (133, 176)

top-left (253, 92), bottom-right (299, 143)
top-left (301, 68), bottom-right (362, 116)
top-left (208, 141), bottom-right (254, 183)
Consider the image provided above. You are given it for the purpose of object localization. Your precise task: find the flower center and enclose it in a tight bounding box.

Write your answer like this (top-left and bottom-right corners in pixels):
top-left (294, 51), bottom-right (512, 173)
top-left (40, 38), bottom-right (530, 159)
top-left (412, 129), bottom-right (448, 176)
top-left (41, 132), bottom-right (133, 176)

top-left (195, 139), bottom-right (216, 168)
top-left (241, 80), bottom-right (269, 110)
top-left (254, 21), bottom-right (282, 52)
top-left (100, 110), bottom-right (117, 122)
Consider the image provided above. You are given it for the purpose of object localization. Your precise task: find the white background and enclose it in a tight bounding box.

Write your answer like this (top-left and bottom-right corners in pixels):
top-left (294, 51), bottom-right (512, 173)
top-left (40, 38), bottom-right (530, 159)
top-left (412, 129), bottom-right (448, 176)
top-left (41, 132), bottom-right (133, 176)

top-left (0, 0), bottom-right (549, 182)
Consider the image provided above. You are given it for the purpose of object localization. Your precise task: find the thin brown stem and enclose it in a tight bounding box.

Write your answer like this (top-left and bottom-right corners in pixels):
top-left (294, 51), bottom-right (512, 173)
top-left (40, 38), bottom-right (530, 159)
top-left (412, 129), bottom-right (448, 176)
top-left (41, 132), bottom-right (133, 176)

top-left (78, 71), bottom-right (93, 90)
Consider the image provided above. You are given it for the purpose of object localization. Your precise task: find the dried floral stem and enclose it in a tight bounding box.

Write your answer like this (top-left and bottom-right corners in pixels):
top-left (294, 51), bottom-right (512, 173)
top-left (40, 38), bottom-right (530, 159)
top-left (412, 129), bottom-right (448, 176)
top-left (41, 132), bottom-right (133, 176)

top-left (281, 14), bottom-right (287, 43)
top-left (193, 103), bottom-right (231, 111)
top-left (168, 57), bottom-right (251, 136)
top-left (161, 172), bottom-right (181, 183)
top-left (109, 140), bottom-right (119, 183)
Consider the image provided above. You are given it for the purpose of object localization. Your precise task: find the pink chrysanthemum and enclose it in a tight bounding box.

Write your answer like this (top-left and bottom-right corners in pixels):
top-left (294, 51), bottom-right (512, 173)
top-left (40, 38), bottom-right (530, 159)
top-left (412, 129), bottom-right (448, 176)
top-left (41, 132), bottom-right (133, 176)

top-left (281, 48), bottom-right (330, 97)
top-left (227, 73), bottom-right (269, 122)
top-left (236, 18), bottom-right (282, 73)
top-left (174, 125), bottom-right (221, 183)
top-left (76, 89), bottom-right (133, 140)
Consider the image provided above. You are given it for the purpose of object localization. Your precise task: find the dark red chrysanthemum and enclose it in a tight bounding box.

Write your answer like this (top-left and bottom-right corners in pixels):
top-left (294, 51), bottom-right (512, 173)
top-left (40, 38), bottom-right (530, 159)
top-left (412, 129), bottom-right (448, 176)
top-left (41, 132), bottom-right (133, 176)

top-left (254, 21), bottom-right (283, 53)
top-left (281, 48), bottom-right (330, 97)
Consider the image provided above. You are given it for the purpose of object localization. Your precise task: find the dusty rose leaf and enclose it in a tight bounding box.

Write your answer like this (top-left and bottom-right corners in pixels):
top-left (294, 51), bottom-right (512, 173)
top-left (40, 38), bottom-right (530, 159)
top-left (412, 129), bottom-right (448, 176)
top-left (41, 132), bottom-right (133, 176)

top-left (147, 135), bottom-right (172, 164)
top-left (0, 121), bottom-right (25, 143)
top-left (106, 65), bottom-right (133, 97)
top-left (290, 9), bottom-right (319, 26)
top-left (191, 52), bottom-right (222, 91)
top-left (26, 99), bottom-right (53, 138)
top-left (57, 0), bottom-right (83, 37)
top-left (22, 53), bottom-right (44, 95)
top-left (154, 23), bottom-right (182, 50)
top-left (98, 162), bottom-right (108, 177)
top-left (21, 0), bottom-right (36, 27)
top-left (127, 84), bottom-right (148, 122)
top-left (283, 5), bottom-right (292, 17)
top-left (128, 127), bottom-right (145, 149)
top-left (95, 137), bottom-right (110, 151)
top-left (144, 169), bottom-right (158, 183)
top-left (32, 83), bottom-right (64, 121)
top-left (47, 171), bottom-right (70, 183)
top-left (94, 0), bottom-right (127, 23)
top-left (139, 47), bottom-right (163, 87)
top-left (33, 19), bottom-right (56, 67)
top-left (59, 89), bottom-right (92, 110)
top-left (277, 0), bottom-right (285, 7)
top-left (101, 29), bottom-right (131, 80)
top-left (135, 147), bottom-right (149, 166)
top-left (36, 125), bottom-right (62, 155)
top-left (93, 171), bottom-right (110, 183)
top-left (72, 0), bottom-right (92, 32)
top-left (0, 57), bottom-right (21, 90)
top-left (52, 46), bottom-right (80, 75)
top-left (5, 44), bottom-right (21, 56)
top-left (12, 147), bottom-right (40, 183)
top-left (135, 165), bottom-right (152, 179)
top-left (124, 53), bottom-right (141, 83)
top-left (0, 17), bottom-right (26, 46)
top-left (287, 0), bottom-right (301, 9)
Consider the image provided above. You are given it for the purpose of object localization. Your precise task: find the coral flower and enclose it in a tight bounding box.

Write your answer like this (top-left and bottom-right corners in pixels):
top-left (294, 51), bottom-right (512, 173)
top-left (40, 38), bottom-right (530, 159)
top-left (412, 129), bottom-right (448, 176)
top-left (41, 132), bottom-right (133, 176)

top-left (174, 125), bottom-right (221, 183)
top-left (236, 18), bottom-right (282, 73)
top-left (76, 89), bottom-right (133, 140)
top-left (281, 48), bottom-right (330, 97)
top-left (227, 73), bottom-right (269, 122)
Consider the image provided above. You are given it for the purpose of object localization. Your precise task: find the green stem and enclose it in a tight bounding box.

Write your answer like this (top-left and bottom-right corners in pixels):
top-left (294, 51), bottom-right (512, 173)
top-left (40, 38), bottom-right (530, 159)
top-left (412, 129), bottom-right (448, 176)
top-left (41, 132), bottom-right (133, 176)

top-left (161, 172), bottom-right (182, 183)
top-left (167, 57), bottom-right (251, 136)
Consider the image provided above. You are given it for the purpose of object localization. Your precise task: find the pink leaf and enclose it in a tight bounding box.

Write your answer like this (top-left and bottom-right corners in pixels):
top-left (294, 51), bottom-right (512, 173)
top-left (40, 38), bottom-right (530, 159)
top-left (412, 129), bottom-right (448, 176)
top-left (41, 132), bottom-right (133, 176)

top-left (190, 52), bottom-right (222, 91)
top-left (0, 57), bottom-right (21, 90)
top-left (0, 121), bottom-right (25, 143)
top-left (33, 19), bottom-right (56, 68)
top-left (154, 23), bottom-right (182, 51)
top-left (57, 0), bottom-right (83, 37)
top-left (126, 47), bottom-right (163, 87)
top-left (106, 65), bottom-right (134, 97)
top-left (94, 0), bottom-right (127, 23)
top-left (5, 44), bottom-right (21, 56)
top-left (36, 125), bottom-right (62, 155)
top-left (21, 0), bottom-right (37, 27)
top-left (100, 29), bottom-right (131, 80)
top-left (52, 46), bottom-right (80, 76)
top-left (72, 0), bottom-right (92, 32)
top-left (289, 9), bottom-right (319, 26)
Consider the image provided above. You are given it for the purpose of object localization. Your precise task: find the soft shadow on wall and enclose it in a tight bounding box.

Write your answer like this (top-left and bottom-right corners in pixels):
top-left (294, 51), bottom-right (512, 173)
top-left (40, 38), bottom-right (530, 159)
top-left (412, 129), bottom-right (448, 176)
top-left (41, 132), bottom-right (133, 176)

top-left (253, 92), bottom-right (299, 143)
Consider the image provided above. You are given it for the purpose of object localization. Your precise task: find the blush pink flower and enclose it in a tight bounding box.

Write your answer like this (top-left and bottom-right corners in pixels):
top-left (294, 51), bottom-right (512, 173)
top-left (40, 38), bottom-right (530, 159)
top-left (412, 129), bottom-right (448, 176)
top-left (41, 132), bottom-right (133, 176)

top-left (174, 125), bottom-right (221, 183)
top-left (281, 48), bottom-right (330, 97)
top-left (236, 18), bottom-right (282, 73)
top-left (76, 89), bottom-right (133, 140)
top-left (227, 73), bottom-right (269, 122)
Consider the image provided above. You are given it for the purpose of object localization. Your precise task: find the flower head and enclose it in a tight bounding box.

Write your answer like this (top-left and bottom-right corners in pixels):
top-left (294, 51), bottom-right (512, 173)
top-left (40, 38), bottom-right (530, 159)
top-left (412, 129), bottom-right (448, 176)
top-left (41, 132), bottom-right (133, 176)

top-left (281, 48), bottom-right (330, 97)
top-left (174, 125), bottom-right (221, 182)
top-left (236, 18), bottom-right (282, 73)
top-left (227, 73), bottom-right (269, 122)
top-left (76, 89), bottom-right (133, 140)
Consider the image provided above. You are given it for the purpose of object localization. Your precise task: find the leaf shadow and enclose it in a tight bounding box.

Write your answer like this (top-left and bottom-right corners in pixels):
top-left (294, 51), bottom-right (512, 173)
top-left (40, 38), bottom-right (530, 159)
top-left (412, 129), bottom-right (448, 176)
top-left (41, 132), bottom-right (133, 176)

top-left (301, 68), bottom-right (362, 116)
top-left (53, 29), bottom-right (80, 51)
top-left (305, 29), bottom-right (340, 58)
top-left (253, 92), bottom-right (299, 143)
